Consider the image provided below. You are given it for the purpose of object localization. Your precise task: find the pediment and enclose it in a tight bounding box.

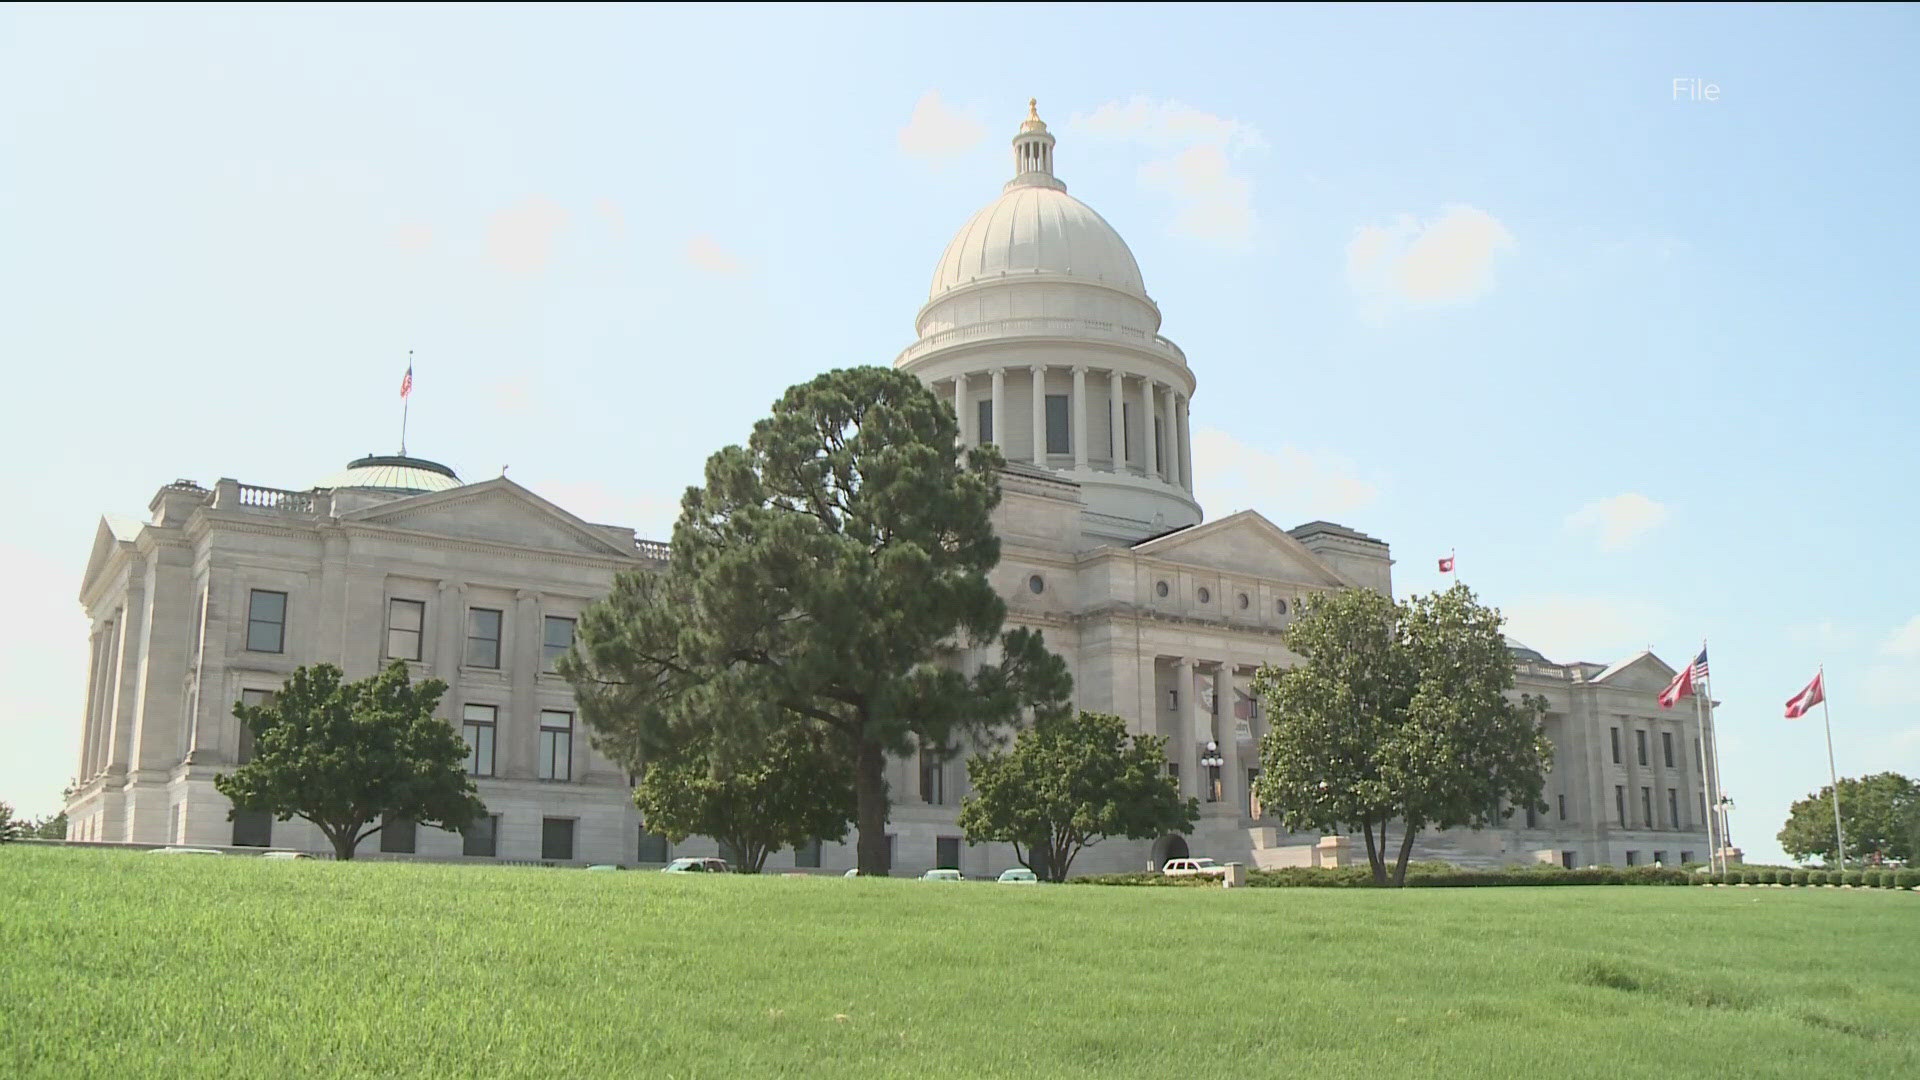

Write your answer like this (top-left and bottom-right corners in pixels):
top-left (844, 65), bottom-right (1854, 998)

top-left (81, 515), bottom-right (139, 601)
top-left (343, 479), bottom-right (637, 560)
top-left (1588, 651), bottom-right (1681, 693)
top-left (1131, 510), bottom-right (1348, 587)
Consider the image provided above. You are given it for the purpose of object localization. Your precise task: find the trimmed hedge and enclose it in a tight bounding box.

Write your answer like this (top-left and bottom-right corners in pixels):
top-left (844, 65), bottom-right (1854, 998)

top-left (1071, 863), bottom-right (1917, 889)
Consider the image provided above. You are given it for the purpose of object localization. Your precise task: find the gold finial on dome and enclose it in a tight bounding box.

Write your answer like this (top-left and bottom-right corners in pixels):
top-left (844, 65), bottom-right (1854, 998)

top-left (1028, 97), bottom-right (1038, 120)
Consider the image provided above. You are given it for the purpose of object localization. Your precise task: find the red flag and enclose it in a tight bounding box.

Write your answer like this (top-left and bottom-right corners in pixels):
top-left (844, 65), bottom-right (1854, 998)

top-left (1438, 555), bottom-right (1455, 573)
top-left (400, 365), bottom-right (413, 398)
top-left (1657, 663), bottom-right (1693, 708)
top-left (1784, 671), bottom-right (1824, 719)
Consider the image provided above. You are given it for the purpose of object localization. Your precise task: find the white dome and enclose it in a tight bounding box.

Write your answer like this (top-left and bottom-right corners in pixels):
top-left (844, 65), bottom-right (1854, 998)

top-left (929, 185), bottom-right (1147, 302)
top-left (316, 455), bottom-right (462, 494)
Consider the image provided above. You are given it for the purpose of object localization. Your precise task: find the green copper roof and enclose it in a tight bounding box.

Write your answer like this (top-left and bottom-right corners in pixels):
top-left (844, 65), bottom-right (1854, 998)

top-left (315, 454), bottom-right (462, 494)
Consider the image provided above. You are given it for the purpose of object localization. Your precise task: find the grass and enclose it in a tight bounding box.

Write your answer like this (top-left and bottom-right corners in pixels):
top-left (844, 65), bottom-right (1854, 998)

top-left (2, 846), bottom-right (1917, 1078)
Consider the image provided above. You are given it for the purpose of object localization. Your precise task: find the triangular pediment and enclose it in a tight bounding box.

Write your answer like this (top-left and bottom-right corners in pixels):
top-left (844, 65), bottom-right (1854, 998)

top-left (1588, 651), bottom-right (1681, 694)
top-left (81, 515), bottom-right (140, 602)
top-left (1130, 510), bottom-right (1349, 587)
top-left (342, 479), bottom-right (638, 560)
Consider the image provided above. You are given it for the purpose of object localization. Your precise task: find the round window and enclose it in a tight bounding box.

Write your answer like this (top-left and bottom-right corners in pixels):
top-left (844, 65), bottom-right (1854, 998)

top-left (1156, 581), bottom-right (1169, 598)
top-left (1197, 587), bottom-right (1211, 604)
top-left (1028, 574), bottom-right (1045, 595)
top-left (1277, 599), bottom-right (1288, 615)
top-left (1238, 593), bottom-right (1249, 610)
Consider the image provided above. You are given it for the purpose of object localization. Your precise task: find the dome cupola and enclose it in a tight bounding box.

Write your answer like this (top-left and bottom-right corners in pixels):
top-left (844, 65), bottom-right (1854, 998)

top-left (315, 454), bottom-right (462, 495)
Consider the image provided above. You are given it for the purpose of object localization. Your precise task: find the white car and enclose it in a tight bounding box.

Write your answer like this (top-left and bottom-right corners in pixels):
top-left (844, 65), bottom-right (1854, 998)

top-left (997, 868), bottom-right (1040, 884)
top-left (261, 851), bottom-right (313, 860)
top-left (146, 847), bottom-right (223, 856)
top-left (1161, 857), bottom-right (1227, 877)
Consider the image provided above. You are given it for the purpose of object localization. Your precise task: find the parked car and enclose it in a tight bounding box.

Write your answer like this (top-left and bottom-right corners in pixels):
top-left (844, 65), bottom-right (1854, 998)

top-left (661, 857), bottom-right (730, 874)
top-left (996, 867), bottom-right (1040, 884)
top-left (146, 847), bottom-right (223, 856)
top-left (1161, 857), bottom-right (1227, 877)
top-left (920, 868), bottom-right (965, 881)
top-left (261, 851), bottom-right (312, 860)
top-left (842, 868), bottom-right (864, 878)
top-left (584, 864), bottom-right (622, 872)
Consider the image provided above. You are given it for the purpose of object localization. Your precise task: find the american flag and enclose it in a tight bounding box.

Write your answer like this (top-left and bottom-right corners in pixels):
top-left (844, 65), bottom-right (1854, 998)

top-left (400, 364), bottom-right (413, 398)
top-left (1690, 647), bottom-right (1709, 684)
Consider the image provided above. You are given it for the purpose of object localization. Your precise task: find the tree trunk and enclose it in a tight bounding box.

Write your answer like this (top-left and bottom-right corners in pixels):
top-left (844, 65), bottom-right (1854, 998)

top-left (1362, 821), bottom-right (1387, 885)
top-left (1392, 825), bottom-right (1419, 887)
top-left (853, 736), bottom-right (891, 876)
top-left (328, 825), bottom-right (358, 861)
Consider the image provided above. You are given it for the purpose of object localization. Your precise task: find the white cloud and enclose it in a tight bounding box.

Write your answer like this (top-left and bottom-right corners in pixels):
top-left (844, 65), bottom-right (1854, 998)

top-left (1565, 493), bottom-right (1669, 552)
top-left (684, 235), bottom-right (746, 275)
top-left (1071, 97), bottom-right (1265, 248)
top-left (1346, 204), bottom-right (1514, 311)
top-left (485, 197), bottom-right (568, 275)
top-left (1189, 426), bottom-right (1378, 521)
top-left (898, 91), bottom-right (986, 163)
top-left (1499, 595), bottom-right (1673, 666)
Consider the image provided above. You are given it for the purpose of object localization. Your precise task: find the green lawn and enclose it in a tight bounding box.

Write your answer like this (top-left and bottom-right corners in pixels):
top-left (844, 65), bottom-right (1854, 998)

top-left (2, 846), bottom-right (1916, 1078)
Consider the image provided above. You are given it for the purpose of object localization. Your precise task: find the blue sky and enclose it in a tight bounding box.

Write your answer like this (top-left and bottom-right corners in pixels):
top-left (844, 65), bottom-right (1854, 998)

top-left (3, 5), bottom-right (1915, 862)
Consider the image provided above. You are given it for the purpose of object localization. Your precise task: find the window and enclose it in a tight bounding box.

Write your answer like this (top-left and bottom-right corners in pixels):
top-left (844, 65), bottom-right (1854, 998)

top-left (1681, 851), bottom-right (1694, 865)
top-left (541, 818), bottom-right (575, 861)
top-left (1526, 804), bottom-right (1538, 829)
top-left (1122, 402), bottom-right (1134, 460)
top-left (1636, 729), bottom-right (1648, 767)
top-left (1615, 785), bottom-right (1626, 827)
top-left (462, 704), bottom-right (497, 777)
top-left (1640, 786), bottom-right (1653, 827)
top-left (380, 816), bottom-right (416, 854)
top-left (386, 598), bottom-right (425, 661)
top-left (1558, 794), bottom-right (1567, 821)
top-left (977, 399), bottom-right (994, 444)
top-left (919, 747), bottom-right (944, 805)
top-left (1154, 417), bottom-right (1165, 475)
top-left (538, 711), bottom-right (573, 781)
top-left (1668, 788), bottom-right (1680, 828)
top-left (238, 689), bottom-right (274, 764)
top-left (1653, 850), bottom-right (1667, 866)
top-left (1625, 850), bottom-right (1638, 866)
top-left (1027, 574), bottom-right (1044, 595)
top-left (1044, 394), bottom-right (1069, 454)
top-left (542, 616), bottom-right (575, 673)
top-left (1562, 851), bottom-right (1577, 869)
top-left (463, 814), bottom-right (498, 858)
top-left (246, 589), bottom-right (286, 653)
top-left (793, 838), bottom-right (821, 868)
top-left (466, 608), bottom-right (502, 668)
top-left (1276, 599), bottom-right (1288, 615)
top-left (1610, 727), bottom-right (1621, 765)
top-left (1156, 580), bottom-right (1169, 598)
top-left (638, 828), bottom-right (670, 864)
top-left (1167, 762), bottom-right (1179, 784)
top-left (1167, 688), bottom-right (1178, 712)
top-left (231, 809), bottom-right (272, 848)
top-left (1662, 731), bottom-right (1675, 769)
top-left (936, 836), bottom-right (961, 869)
top-left (1197, 587), bottom-right (1211, 604)
top-left (1237, 593), bottom-right (1249, 610)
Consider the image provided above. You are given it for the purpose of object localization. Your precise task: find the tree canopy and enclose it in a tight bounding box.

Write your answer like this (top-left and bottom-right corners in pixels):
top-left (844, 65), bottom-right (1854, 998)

top-left (214, 661), bottom-right (486, 860)
top-left (563, 366), bottom-right (1072, 875)
top-left (1777, 771), bottom-right (1917, 866)
top-left (959, 711), bottom-right (1197, 882)
top-left (1253, 582), bottom-right (1550, 886)
top-left (634, 724), bottom-right (856, 873)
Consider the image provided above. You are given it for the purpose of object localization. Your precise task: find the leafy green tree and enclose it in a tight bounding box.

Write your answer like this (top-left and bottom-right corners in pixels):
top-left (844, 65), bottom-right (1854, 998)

top-left (214, 661), bottom-right (485, 860)
top-left (0, 801), bottom-right (20, 843)
top-left (1777, 772), bottom-right (1917, 865)
top-left (563, 367), bottom-right (1072, 875)
top-left (959, 711), bottom-right (1197, 882)
top-left (634, 724), bottom-right (856, 873)
top-left (1253, 583), bottom-right (1550, 886)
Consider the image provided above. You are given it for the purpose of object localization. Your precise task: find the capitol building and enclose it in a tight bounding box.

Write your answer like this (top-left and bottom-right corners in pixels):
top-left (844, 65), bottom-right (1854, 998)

top-left (65, 105), bottom-right (1716, 873)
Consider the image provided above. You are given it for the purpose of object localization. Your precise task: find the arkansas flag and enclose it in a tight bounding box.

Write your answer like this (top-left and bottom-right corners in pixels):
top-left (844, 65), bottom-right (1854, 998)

top-left (1784, 671), bottom-right (1825, 719)
top-left (1657, 663), bottom-right (1693, 708)
top-left (1438, 555), bottom-right (1455, 573)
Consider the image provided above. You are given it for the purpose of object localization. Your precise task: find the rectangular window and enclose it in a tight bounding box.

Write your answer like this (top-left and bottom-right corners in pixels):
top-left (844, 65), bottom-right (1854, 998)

top-left (386, 598), bottom-right (424, 661)
top-left (230, 809), bottom-right (272, 848)
top-left (1044, 394), bottom-right (1070, 455)
top-left (462, 704), bottom-right (497, 777)
top-left (1609, 727), bottom-right (1621, 765)
top-left (1662, 731), bottom-right (1675, 769)
top-left (1558, 794), bottom-right (1567, 821)
top-left (1640, 786), bottom-right (1653, 827)
top-left (380, 816), bottom-right (416, 854)
top-left (793, 838), bottom-right (821, 868)
top-left (542, 615), bottom-right (575, 673)
top-left (1625, 850), bottom-right (1638, 866)
top-left (1653, 850), bottom-right (1667, 865)
top-left (936, 836), bottom-right (961, 869)
top-left (1561, 851), bottom-right (1576, 869)
top-left (1668, 789), bottom-right (1680, 828)
top-left (638, 828), bottom-right (670, 864)
top-left (1167, 688), bottom-right (1178, 711)
top-left (1615, 785), bottom-right (1626, 827)
top-left (1636, 729), bottom-right (1648, 767)
top-left (538, 711), bottom-right (573, 781)
top-left (541, 818), bottom-right (575, 861)
top-left (918, 748), bottom-right (944, 805)
top-left (977, 399), bottom-right (993, 444)
top-left (465, 608), bottom-right (502, 668)
top-left (1525, 804), bottom-right (1538, 829)
top-left (246, 589), bottom-right (286, 653)
top-left (1681, 850), bottom-right (1694, 865)
top-left (238, 688), bottom-right (274, 764)
top-left (1154, 416), bottom-right (1164, 474)
top-left (463, 814), bottom-right (498, 858)
top-left (1122, 402), bottom-right (1134, 461)
top-left (1167, 762), bottom-right (1179, 784)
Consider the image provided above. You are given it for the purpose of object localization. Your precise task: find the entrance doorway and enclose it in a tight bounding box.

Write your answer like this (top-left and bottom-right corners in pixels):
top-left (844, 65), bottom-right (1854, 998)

top-left (1149, 834), bottom-right (1190, 870)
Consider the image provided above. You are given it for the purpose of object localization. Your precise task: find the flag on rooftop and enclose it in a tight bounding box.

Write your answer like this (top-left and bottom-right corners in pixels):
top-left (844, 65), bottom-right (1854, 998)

top-left (400, 363), bottom-right (413, 399)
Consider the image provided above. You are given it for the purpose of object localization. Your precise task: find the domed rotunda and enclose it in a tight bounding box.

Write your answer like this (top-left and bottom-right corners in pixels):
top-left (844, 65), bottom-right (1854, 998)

top-left (897, 101), bottom-right (1200, 545)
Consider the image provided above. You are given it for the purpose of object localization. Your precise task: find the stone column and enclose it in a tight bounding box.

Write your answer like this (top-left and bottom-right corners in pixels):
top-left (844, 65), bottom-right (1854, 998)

top-left (1141, 379), bottom-right (1160, 480)
top-left (106, 578), bottom-right (145, 776)
top-left (434, 580), bottom-right (465, 727)
top-left (1136, 654), bottom-right (1160, 741)
top-left (507, 590), bottom-right (540, 778)
top-left (1030, 364), bottom-right (1047, 463)
top-left (989, 368), bottom-right (1006, 448)
top-left (1177, 395), bottom-right (1194, 492)
top-left (1107, 370), bottom-right (1125, 471)
top-left (1071, 366), bottom-right (1088, 469)
top-left (81, 627), bottom-right (107, 777)
top-left (1177, 657), bottom-right (1201, 798)
top-left (1216, 665), bottom-right (1241, 817)
top-left (1164, 389), bottom-right (1184, 490)
top-left (953, 374), bottom-right (970, 446)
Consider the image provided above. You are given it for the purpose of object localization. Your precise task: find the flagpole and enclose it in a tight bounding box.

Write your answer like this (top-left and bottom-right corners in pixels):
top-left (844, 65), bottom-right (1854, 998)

top-left (1818, 664), bottom-right (1847, 871)
top-left (1691, 651), bottom-right (1719, 875)
top-left (1703, 667), bottom-right (1730, 872)
top-left (400, 349), bottom-right (412, 455)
